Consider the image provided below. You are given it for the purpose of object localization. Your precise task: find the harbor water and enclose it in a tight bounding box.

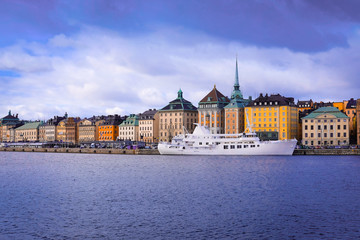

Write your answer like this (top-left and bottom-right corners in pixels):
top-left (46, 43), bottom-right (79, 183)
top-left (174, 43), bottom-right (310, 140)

top-left (0, 152), bottom-right (360, 239)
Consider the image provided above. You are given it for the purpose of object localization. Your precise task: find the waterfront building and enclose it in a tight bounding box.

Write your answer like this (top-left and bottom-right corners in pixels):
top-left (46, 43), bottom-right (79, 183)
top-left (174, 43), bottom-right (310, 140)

top-left (344, 98), bottom-right (357, 144)
top-left (138, 109), bottom-right (159, 143)
top-left (118, 114), bottom-right (140, 141)
top-left (78, 119), bottom-right (96, 143)
top-left (159, 89), bottom-right (198, 142)
top-left (357, 99), bottom-right (360, 145)
top-left (301, 107), bottom-right (349, 147)
top-left (0, 110), bottom-right (20, 142)
top-left (198, 86), bottom-right (229, 134)
top-left (39, 122), bottom-right (46, 142)
top-left (98, 115), bottom-right (124, 141)
top-left (44, 115), bottom-right (67, 142)
top-left (224, 58), bottom-right (250, 134)
top-left (15, 121), bottom-right (43, 142)
top-left (297, 99), bottom-right (313, 112)
top-left (245, 94), bottom-right (299, 140)
top-left (56, 116), bottom-right (81, 144)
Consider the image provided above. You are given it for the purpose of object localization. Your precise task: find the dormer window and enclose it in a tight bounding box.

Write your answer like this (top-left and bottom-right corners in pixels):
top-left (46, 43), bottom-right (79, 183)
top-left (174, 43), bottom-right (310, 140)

top-left (264, 102), bottom-right (267, 105)
top-left (259, 102), bottom-right (262, 105)
top-left (254, 103), bottom-right (257, 106)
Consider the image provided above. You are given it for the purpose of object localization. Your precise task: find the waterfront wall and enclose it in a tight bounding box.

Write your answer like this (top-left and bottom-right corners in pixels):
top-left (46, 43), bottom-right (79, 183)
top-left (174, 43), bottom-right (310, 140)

top-left (0, 147), bottom-right (359, 155)
top-left (0, 147), bottom-right (159, 155)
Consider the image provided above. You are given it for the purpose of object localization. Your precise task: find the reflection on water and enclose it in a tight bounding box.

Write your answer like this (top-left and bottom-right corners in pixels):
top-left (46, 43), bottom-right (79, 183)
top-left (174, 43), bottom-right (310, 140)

top-left (0, 152), bottom-right (360, 239)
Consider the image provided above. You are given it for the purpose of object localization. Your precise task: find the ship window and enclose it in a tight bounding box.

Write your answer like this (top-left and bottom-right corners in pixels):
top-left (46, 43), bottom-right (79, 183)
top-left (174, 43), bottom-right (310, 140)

top-left (199, 142), bottom-right (202, 145)
top-left (237, 145), bottom-right (242, 149)
top-left (257, 145), bottom-right (260, 147)
top-left (224, 145), bottom-right (228, 149)
top-left (251, 145), bottom-right (255, 148)
top-left (244, 145), bottom-right (248, 148)
top-left (206, 142), bottom-right (209, 145)
top-left (230, 145), bottom-right (235, 149)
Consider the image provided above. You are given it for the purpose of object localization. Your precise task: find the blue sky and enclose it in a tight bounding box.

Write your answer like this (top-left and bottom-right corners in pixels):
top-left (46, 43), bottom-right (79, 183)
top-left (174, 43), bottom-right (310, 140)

top-left (1, 0), bottom-right (359, 120)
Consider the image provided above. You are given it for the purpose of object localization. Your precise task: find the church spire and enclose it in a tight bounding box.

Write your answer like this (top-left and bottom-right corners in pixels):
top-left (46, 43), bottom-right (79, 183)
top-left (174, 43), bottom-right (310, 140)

top-left (231, 56), bottom-right (243, 99)
top-left (234, 56), bottom-right (240, 91)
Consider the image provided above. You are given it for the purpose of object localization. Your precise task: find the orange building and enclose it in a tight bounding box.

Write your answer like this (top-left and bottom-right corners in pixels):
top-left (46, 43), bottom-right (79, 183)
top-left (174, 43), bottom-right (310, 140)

top-left (224, 58), bottom-right (250, 134)
top-left (98, 115), bottom-right (124, 141)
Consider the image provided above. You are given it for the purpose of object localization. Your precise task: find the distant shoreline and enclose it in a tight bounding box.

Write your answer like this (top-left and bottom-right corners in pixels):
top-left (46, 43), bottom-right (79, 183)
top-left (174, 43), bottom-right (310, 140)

top-left (0, 147), bottom-right (359, 155)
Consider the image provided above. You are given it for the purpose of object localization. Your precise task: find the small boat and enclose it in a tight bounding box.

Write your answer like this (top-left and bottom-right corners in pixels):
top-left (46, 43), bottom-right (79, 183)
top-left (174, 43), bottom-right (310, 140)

top-left (158, 124), bottom-right (297, 155)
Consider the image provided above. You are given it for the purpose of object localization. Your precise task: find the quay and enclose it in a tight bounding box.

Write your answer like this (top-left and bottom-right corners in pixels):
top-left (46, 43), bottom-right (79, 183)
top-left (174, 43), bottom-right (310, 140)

top-left (0, 147), bottom-right (159, 155)
top-left (0, 147), bottom-right (359, 155)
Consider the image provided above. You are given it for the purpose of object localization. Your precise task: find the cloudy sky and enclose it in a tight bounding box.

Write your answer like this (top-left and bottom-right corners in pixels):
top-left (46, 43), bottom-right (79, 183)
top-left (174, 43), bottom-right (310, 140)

top-left (1, 0), bottom-right (359, 120)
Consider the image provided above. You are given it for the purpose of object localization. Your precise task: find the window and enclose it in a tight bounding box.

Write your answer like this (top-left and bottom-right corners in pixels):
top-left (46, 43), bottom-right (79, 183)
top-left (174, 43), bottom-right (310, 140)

top-left (305, 125), bottom-right (308, 130)
top-left (344, 125), bottom-right (347, 130)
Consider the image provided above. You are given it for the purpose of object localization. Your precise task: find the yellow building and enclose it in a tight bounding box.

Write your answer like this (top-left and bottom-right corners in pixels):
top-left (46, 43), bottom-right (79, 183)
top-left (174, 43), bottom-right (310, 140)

top-left (245, 93), bottom-right (299, 140)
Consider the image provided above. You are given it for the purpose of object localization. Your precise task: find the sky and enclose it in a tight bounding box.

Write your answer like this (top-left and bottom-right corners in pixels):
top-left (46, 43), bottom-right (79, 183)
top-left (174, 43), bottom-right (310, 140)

top-left (0, 0), bottom-right (359, 120)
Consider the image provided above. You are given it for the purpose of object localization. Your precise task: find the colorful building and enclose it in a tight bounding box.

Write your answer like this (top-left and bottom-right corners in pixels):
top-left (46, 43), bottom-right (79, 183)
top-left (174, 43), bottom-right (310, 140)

top-left (118, 114), bottom-right (139, 141)
top-left (224, 58), bottom-right (250, 134)
top-left (78, 119), bottom-right (96, 143)
top-left (297, 99), bottom-right (313, 112)
top-left (98, 115), bottom-right (124, 141)
top-left (198, 86), bottom-right (229, 134)
top-left (138, 109), bottom-right (159, 143)
top-left (1, 110), bottom-right (21, 142)
top-left (344, 98), bottom-right (357, 144)
top-left (43, 115), bottom-right (67, 142)
top-left (357, 99), bottom-right (360, 145)
top-left (245, 94), bottom-right (299, 140)
top-left (301, 107), bottom-right (349, 146)
top-left (15, 121), bottom-right (43, 142)
top-left (159, 89), bottom-right (198, 142)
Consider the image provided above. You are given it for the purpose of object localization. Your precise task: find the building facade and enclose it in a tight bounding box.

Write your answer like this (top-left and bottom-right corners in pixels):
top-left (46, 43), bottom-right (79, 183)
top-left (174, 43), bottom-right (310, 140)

top-left (98, 115), bottom-right (124, 141)
top-left (78, 119), bottom-right (96, 143)
top-left (198, 86), bottom-right (229, 134)
top-left (297, 99), bottom-right (313, 112)
top-left (118, 114), bottom-right (139, 141)
top-left (224, 58), bottom-right (250, 134)
top-left (301, 107), bottom-right (349, 146)
top-left (344, 98), bottom-right (357, 144)
top-left (44, 115), bottom-right (66, 142)
top-left (357, 99), bottom-right (360, 145)
top-left (159, 89), bottom-right (198, 142)
top-left (138, 109), bottom-right (159, 143)
top-left (245, 94), bottom-right (299, 140)
top-left (0, 110), bottom-right (21, 142)
top-left (15, 122), bottom-right (42, 142)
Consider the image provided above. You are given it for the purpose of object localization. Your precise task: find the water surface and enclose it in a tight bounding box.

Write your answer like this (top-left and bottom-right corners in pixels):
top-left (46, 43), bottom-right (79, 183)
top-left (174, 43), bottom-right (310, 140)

top-left (0, 152), bottom-right (359, 239)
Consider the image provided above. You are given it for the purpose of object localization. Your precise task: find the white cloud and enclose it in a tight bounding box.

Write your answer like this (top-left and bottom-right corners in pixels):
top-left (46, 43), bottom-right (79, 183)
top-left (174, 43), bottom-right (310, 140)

top-left (0, 27), bottom-right (359, 120)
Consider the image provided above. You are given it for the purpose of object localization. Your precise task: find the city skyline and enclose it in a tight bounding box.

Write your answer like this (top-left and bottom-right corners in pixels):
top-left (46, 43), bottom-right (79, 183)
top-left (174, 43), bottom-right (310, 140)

top-left (0, 0), bottom-right (359, 120)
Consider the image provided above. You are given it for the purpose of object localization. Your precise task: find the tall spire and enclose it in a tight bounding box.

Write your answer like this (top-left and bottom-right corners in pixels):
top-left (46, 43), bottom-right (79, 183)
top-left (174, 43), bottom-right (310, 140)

top-left (234, 56), bottom-right (240, 91)
top-left (231, 56), bottom-right (243, 99)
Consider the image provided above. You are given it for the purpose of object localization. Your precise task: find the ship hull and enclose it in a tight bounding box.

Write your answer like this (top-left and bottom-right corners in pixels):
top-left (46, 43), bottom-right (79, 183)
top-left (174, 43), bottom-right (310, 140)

top-left (158, 139), bottom-right (297, 156)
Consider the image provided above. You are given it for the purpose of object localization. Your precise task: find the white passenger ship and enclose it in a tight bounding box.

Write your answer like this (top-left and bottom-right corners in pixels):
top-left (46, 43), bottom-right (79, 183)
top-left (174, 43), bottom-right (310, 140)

top-left (158, 124), bottom-right (297, 155)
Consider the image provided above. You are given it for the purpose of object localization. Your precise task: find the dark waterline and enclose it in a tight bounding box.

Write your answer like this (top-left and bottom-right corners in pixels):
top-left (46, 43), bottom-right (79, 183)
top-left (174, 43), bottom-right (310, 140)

top-left (0, 152), bottom-right (359, 239)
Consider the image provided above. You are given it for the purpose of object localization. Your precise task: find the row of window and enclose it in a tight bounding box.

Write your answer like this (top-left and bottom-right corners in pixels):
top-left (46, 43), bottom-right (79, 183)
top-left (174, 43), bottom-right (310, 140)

top-left (224, 144), bottom-right (259, 149)
top-left (304, 119), bottom-right (346, 123)
top-left (304, 140), bottom-right (348, 145)
top-left (304, 132), bottom-right (346, 138)
top-left (304, 125), bottom-right (346, 130)
top-left (160, 112), bottom-right (195, 117)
